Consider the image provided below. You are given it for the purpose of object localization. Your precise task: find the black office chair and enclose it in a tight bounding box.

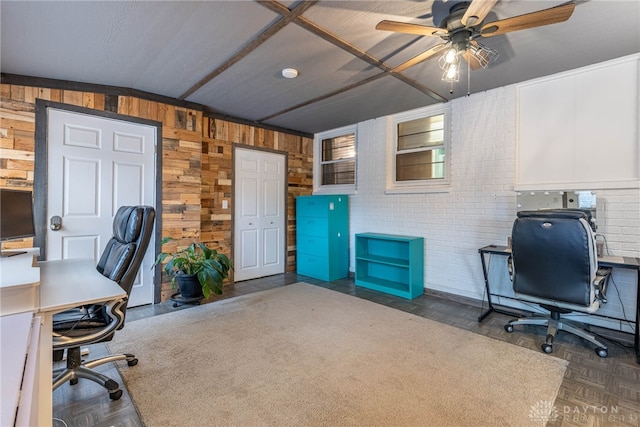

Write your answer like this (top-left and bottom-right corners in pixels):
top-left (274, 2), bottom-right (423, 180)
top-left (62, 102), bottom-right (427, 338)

top-left (504, 209), bottom-right (611, 357)
top-left (52, 205), bottom-right (155, 400)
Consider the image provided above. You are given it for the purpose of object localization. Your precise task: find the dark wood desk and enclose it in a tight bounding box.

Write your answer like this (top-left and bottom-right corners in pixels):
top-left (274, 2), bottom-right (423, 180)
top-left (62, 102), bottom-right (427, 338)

top-left (477, 245), bottom-right (640, 363)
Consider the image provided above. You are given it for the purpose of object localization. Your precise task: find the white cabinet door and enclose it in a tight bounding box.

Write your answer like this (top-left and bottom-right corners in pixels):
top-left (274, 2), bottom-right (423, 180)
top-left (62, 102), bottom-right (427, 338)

top-left (516, 55), bottom-right (639, 190)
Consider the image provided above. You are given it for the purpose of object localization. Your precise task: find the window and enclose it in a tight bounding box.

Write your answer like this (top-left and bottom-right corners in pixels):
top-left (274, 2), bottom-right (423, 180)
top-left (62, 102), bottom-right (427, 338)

top-left (314, 125), bottom-right (356, 194)
top-left (321, 134), bottom-right (355, 185)
top-left (387, 105), bottom-right (450, 193)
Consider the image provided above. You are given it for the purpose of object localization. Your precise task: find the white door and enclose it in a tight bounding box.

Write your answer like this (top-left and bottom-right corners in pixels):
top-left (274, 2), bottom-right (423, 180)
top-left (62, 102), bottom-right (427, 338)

top-left (234, 148), bottom-right (286, 281)
top-left (47, 108), bottom-right (156, 307)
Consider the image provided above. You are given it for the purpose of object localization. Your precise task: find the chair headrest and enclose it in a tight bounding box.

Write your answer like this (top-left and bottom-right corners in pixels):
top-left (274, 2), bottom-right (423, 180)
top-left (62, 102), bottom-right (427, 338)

top-left (517, 209), bottom-right (587, 221)
top-left (113, 206), bottom-right (144, 244)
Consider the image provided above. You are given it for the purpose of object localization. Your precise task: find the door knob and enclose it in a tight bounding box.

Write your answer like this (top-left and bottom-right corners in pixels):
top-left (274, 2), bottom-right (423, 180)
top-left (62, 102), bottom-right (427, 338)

top-left (50, 215), bottom-right (62, 231)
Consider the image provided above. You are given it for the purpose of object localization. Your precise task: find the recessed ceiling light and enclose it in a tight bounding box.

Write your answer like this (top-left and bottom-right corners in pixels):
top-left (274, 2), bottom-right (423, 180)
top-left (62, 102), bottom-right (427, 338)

top-left (281, 68), bottom-right (298, 79)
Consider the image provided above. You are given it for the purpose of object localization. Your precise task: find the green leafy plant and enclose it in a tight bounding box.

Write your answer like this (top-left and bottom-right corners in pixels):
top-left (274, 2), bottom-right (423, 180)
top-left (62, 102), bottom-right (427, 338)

top-left (154, 237), bottom-right (233, 299)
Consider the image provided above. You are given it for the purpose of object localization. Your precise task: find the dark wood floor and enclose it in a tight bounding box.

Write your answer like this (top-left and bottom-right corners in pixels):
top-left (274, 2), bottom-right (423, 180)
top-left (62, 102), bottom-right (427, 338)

top-left (53, 273), bottom-right (640, 427)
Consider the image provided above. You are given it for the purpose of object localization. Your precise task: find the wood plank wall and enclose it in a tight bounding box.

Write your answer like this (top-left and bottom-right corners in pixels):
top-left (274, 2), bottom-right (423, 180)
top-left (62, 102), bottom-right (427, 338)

top-left (0, 83), bottom-right (313, 301)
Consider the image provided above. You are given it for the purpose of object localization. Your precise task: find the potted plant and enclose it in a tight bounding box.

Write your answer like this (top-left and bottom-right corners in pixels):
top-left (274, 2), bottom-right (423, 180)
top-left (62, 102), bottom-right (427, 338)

top-left (154, 237), bottom-right (233, 299)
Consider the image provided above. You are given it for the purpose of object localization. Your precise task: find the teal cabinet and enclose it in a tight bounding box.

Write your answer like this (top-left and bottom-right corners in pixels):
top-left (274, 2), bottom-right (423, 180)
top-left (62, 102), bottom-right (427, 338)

top-left (355, 233), bottom-right (424, 299)
top-left (296, 195), bottom-right (349, 281)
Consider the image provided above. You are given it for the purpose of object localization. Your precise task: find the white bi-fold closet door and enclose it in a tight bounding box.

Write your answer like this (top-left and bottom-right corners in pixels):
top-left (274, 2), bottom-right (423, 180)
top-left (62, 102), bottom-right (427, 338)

top-left (233, 147), bottom-right (286, 282)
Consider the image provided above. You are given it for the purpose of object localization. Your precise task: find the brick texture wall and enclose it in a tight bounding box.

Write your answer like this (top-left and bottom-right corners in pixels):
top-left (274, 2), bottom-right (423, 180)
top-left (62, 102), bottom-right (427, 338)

top-left (349, 84), bottom-right (640, 301)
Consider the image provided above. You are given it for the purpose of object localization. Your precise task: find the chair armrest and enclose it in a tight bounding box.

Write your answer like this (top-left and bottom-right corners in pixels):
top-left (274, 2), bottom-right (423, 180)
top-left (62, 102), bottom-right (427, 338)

top-left (52, 298), bottom-right (126, 349)
top-left (594, 267), bottom-right (611, 303)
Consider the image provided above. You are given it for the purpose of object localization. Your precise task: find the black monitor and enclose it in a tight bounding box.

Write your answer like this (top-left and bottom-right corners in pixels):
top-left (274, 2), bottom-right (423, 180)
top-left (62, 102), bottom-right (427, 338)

top-left (0, 189), bottom-right (36, 257)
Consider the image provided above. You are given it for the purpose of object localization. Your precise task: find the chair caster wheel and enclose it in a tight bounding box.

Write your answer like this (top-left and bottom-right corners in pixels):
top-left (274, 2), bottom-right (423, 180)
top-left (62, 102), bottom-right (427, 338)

top-left (109, 389), bottom-right (123, 400)
top-left (595, 347), bottom-right (608, 358)
top-left (541, 343), bottom-right (553, 354)
top-left (504, 324), bottom-right (514, 333)
top-left (128, 358), bottom-right (138, 366)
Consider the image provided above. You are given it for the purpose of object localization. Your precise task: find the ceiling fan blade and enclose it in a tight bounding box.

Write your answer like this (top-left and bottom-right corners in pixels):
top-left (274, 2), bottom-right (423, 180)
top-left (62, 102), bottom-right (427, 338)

top-left (480, 1), bottom-right (576, 37)
top-left (376, 20), bottom-right (447, 37)
top-left (461, 0), bottom-right (498, 27)
top-left (393, 43), bottom-right (447, 72)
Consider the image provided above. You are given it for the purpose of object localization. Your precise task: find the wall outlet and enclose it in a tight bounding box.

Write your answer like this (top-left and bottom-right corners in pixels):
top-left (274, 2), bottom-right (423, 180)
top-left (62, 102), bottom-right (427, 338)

top-left (222, 200), bottom-right (228, 209)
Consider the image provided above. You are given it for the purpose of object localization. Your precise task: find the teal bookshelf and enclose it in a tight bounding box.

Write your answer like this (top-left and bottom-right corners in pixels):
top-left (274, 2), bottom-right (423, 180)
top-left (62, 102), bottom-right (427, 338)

top-left (355, 233), bottom-right (424, 299)
top-left (296, 195), bottom-right (349, 281)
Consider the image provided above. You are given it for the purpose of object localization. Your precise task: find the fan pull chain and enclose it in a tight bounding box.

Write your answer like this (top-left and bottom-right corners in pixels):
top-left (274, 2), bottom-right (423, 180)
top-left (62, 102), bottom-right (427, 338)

top-left (467, 60), bottom-right (471, 97)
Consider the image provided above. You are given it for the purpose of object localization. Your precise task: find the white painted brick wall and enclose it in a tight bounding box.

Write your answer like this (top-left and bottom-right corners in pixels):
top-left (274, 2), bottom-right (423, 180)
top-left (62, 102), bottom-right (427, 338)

top-left (348, 83), bottom-right (640, 306)
top-left (596, 188), bottom-right (640, 256)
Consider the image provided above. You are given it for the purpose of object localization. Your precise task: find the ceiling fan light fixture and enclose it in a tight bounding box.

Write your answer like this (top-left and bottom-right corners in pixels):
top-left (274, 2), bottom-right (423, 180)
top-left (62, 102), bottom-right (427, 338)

top-left (442, 62), bottom-right (460, 82)
top-left (443, 47), bottom-right (458, 64)
top-left (469, 42), bottom-right (499, 69)
top-left (438, 44), bottom-right (460, 71)
top-left (375, 0), bottom-right (576, 86)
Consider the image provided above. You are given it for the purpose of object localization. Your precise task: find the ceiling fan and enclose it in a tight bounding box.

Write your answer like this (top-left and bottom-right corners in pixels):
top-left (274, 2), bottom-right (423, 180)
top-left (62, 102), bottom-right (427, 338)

top-left (376, 0), bottom-right (576, 81)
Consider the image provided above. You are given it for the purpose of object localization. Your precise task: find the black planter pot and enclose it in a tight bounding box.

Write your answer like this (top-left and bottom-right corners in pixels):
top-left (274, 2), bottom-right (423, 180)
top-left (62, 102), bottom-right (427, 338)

top-left (175, 273), bottom-right (203, 299)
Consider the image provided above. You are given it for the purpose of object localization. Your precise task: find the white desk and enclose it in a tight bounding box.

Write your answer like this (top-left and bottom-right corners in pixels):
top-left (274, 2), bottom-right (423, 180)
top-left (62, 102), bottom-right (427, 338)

top-left (0, 312), bottom-right (40, 427)
top-left (36, 259), bottom-right (127, 426)
top-left (0, 248), bottom-right (40, 316)
top-left (0, 249), bottom-right (41, 427)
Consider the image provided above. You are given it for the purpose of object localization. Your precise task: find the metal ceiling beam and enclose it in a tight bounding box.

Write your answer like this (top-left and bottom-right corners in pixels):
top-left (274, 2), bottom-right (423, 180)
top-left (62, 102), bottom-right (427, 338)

top-left (258, 72), bottom-right (388, 122)
top-left (261, 1), bottom-right (391, 72)
top-left (182, 0), bottom-right (447, 126)
top-left (178, 1), bottom-right (318, 100)
top-left (293, 17), bottom-right (447, 103)
top-left (257, 0), bottom-right (447, 113)
top-left (259, 0), bottom-right (447, 104)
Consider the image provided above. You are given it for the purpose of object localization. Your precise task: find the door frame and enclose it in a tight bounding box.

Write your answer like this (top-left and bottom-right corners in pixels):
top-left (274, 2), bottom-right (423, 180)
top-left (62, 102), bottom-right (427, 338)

top-left (232, 144), bottom-right (288, 281)
top-left (33, 99), bottom-right (163, 303)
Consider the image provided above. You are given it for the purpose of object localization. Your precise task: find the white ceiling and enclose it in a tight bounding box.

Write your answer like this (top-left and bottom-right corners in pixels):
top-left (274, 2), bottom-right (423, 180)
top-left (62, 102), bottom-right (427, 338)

top-left (2, 0), bottom-right (639, 135)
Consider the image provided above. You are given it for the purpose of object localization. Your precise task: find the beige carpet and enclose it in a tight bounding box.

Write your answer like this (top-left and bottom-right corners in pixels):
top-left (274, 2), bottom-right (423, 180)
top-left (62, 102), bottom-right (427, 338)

top-left (108, 283), bottom-right (567, 426)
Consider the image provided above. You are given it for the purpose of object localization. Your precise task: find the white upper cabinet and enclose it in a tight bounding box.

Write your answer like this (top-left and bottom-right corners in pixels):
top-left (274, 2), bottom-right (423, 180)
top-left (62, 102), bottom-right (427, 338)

top-left (516, 54), bottom-right (639, 191)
